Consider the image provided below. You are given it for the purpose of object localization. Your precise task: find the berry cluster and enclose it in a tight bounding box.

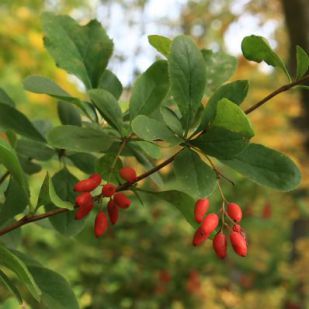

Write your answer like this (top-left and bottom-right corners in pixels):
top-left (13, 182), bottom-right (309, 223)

top-left (73, 167), bottom-right (137, 238)
top-left (193, 199), bottom-right (247, 258)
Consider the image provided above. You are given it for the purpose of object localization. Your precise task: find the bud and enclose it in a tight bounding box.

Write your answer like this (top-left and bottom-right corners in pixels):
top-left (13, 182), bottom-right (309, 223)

top-left (107, 199), bottom-right (119, 225)
top-left (119, 167), bottom-right (137, 183)
top-left (201, 213), bottom-right (219, 235)
top-left (102, 183), bottom-right (116, 197)
top-left (230, 231), bottom-right (247, 257)
top-left (227, 203), bottom-right (242, 222)
top-left (114, 192), bottom-right (131, 209)
top-left (194, 198), bottom-right (209, 223)
top-left (94, 211), bottom-right (108, 237)
top-left (213, 232), bottom-right (227, 259)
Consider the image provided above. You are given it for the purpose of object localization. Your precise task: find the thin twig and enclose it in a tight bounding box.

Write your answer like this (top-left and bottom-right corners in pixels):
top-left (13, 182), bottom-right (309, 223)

top-left (244, 74), bottom-right (309, 115)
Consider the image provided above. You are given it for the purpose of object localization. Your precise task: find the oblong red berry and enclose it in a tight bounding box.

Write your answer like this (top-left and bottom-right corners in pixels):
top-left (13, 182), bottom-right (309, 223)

top-left (107, 200), bottom-right (119, 225)
top-left (102, 183), bottom-right (116, 197)
top-left (201, 213), bottom-right (219, 235)
top-left (75, 192), bottom-right (93, 207)
top-left (227, 203), bottom-right (242, 222)
top-left (94, 211), bottom-right (108, 237)
top-left (194, 198), bottom-right (209, 223)
top-left (74, 177), bottom-right (101, 192)
top-left (119, 167), bottom-right (137, 183)
top-left (114, 192), bottom-right (131, 209)
top-left (75, 202), bottom-right (94, 220)
top-left (230, 231), bottom-right (247, 257)
top-left (90, 173), bottom-right (102, 186)
top-left (192, 227), bottom-right (208, 246)
top-left (213, 232), bottom-right (227, 259)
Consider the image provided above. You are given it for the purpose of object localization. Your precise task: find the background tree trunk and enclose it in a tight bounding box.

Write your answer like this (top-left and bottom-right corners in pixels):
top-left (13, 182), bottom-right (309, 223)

top-left (282, 0), bottom-right (309, 149)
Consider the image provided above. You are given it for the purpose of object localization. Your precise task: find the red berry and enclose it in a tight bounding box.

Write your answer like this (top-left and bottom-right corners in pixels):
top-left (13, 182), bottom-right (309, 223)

top-left (107, 200), bottom-right (119, 225)
top-left (102, 183), bottom-right (116, 197)
top-left (94, 211), bottom-right (108, 237)
top-left (194, 198), bottom-right (209, 223)
top-left (227, 203), bottom-right (242, 222)
top-left (192, 227), bottom-right (208, 246)
top-left (75, 192), bottom-right (92, 207)
top-left (74, 174), bottom-right (102, 192)
top-left (233, 224), bottom-right (241, 233)
top-left (75, 202), bottom-right (94, 220)
top-left (113, 192), bottom-right (131, 209)
top-left (119, 167), bottom-right (137, 183)
top-left (201, 213), bottom-right (219, 235)
top-left (213, 232), bottom-right (227, 259)
top-left (230, 231), bottom-right (247, 257)
top-left (89, 173), bottom-right (102, 186)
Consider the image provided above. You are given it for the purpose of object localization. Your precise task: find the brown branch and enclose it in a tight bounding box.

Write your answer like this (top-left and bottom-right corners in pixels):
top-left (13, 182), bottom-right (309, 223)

top-left (1, 75), bottom-right (308, 237)
top-left (245, 74), bottom-right (309, 115)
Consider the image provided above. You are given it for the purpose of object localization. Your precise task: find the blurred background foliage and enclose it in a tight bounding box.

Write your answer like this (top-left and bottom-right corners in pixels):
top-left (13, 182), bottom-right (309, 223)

top-left (0, 0), bottom-right (309, 308)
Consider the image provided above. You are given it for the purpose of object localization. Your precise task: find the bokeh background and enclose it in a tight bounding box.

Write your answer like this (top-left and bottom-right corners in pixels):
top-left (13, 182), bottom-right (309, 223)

top-left (0, 0), bottom-right (309, 308)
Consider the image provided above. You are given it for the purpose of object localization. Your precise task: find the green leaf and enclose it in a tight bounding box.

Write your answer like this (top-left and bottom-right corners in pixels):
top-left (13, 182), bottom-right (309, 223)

top-left (0, 244), bottom-right (41, 301)
top-left (199, 80), bottom-right (249, 129)
top-left (28, 266), bottom-right (79, 309)
top-left (88, 89), bottom-right (124, 134)
top-left (131, 115), bottom-right (182, 144)
top-left (296, 45), bottom-right (309, 79)
top-left (130, 141), bottom-right (161, 160)
top-left (153, 190), bottom-right (198, 228)
top-left (18, 156), bottom-right (41, 175)
top-left (191, 99), bottom-right (254, 159)
top-left (160, 106), bottom-right (183, 137)
top-left (67, 153), bottom-right (96, 174)
top-left (148, 35), bottom-right (172, 58)
top-left (0, 140), bottom-right (29, 198)
top-left (0, 269), bottom-right (23, 304)
top-left (173, 149), bottom-right (217, 199)
top-left (95, 153), bottom-right (122, 183)
top-left (37, 173), bottom-right (73, 210)
top-left (98, 70), bottom-right (123, 99)
top-left (0, 104), bottom-right (45, 142)
top-left (46, 169), bottom-right (85, 236)
top-left (42, 13), bottom-right (113, 89)
top-left (47, 125), bottom-right (114, 152)
top-left (202, 49), bottom-right (237, 95)
top-left (57, 102), bottom-right (82, 126)
top-left (221, 143), bottom-right (301, 191)
top-left (129, 60), bottom-right (169, 120)
top-left (16, 138), bottom-right (55, 161)
top-left (241, 35), bottom-right (290, 80)
top-left (23, 75), bottom-right (72, 99)
top-left (0, 89), bottom-right (15, 107)
top-left (0, 179), bottom-right (28, 225)
top-left (169, 35), bottom-right (206, 133)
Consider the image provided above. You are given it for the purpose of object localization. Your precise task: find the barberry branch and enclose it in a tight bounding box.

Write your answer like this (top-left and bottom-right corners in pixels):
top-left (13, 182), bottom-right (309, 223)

top-left (244, 74), bottom-right (309, 115)
top-left (0, 76), bottom-right (308, 237)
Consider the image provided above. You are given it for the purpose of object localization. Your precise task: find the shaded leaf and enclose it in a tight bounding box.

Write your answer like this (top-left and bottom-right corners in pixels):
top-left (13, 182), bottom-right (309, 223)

top-left (221, 143), bottom-right (301, 191)
top-left (57, 102), bottom-right (82, 126)
top-left (0, 104), bottom-right (45, 142)
top-left (296, 45), bottom-right (309, 79)
top-left (47, 125), bottom-right (114, 152)
top-left (169, 36), bottom-right (206, 133)
top-left (0, 89), bottom-right (15, 107)
top-left (42, 12), bottom-right (113, 89)
top-left (98, 70), bottom-right (123, 99)
top-left (0, 269), bottom-right (23, 304)
top-left (67, 153), bottom-right (96, 174)
top-left (173, 149), bottom-right (217, 199)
